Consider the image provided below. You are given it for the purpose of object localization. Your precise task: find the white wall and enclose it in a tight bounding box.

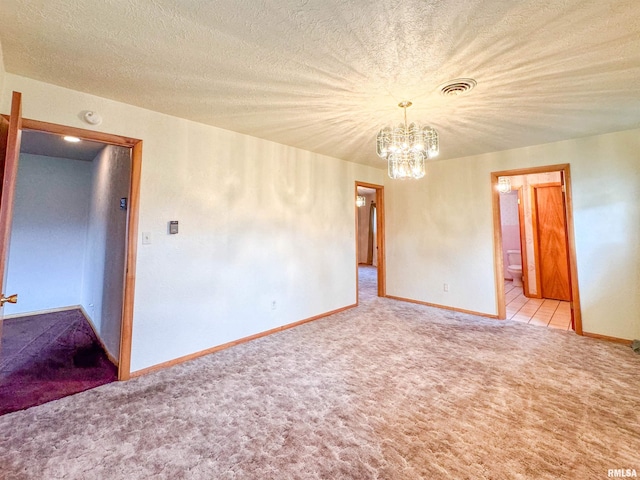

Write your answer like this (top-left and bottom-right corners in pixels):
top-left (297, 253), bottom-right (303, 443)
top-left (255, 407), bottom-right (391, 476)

top-left (4, 154), bottom-right (93, 315)
top-left (0, 74), bottom-right (385, 372)
top-left (499, 191), bottom-right (519, 280)
top-left (81, 145), bottom-right (131, 359)
top-left (2, 75), bottom-right (637, 364)
top-left (0, 40), bottom-right (5, 99)
top-left (386, 129), bottom-right (640, 340)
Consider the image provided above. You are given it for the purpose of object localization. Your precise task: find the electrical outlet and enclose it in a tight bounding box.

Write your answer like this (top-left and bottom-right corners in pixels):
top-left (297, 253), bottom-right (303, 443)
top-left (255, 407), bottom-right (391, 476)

top-left (443, 283), bottom-right (449, 292)
top-left (271, 300), bottom-right (277, 310)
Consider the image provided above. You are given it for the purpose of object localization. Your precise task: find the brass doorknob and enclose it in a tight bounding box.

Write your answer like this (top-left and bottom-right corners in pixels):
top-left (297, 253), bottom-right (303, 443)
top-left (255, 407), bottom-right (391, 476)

top-left (0, 294), bottom-right (18, 306)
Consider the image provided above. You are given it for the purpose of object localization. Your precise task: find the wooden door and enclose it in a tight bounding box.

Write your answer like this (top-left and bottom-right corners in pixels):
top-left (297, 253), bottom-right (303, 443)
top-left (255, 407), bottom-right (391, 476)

top-left (533, 183), bottom-right (571, 301)
top-left (0, 92), bottom-right (23, 352)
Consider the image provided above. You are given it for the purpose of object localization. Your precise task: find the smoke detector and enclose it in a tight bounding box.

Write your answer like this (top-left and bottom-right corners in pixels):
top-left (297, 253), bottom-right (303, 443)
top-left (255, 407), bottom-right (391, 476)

top-left (439, 78), bottom-right (477, 97)
top-left (83, 111), bottom-right (103, 125)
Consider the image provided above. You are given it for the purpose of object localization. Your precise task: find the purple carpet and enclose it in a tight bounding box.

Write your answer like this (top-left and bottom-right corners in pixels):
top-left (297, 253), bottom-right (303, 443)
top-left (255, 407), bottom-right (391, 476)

top-left (0, 309), bottom-right (117, 416)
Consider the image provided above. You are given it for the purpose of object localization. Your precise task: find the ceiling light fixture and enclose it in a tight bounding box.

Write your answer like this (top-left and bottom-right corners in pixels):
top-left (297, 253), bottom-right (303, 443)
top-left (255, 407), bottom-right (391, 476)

top-left (356, 195), bottom-right (366, 207)
top-left (376, 101), bottom-right (439, 179)
top-left (63, 136), bottom-right (81, 143)
top-left (497, 177), bottom-right (512, 194)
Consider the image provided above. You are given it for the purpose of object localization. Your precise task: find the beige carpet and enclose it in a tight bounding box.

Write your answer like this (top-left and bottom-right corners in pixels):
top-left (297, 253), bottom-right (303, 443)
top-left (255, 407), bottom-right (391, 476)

top-left (1, 266), bottom-right (638, 479)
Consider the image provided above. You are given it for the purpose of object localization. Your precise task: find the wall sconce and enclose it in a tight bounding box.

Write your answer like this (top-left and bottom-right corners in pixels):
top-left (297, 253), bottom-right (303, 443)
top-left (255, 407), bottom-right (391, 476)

top-left (356, 195), bottom-right (366, 207)
top-left (497, 177), bottom-right (512, 194)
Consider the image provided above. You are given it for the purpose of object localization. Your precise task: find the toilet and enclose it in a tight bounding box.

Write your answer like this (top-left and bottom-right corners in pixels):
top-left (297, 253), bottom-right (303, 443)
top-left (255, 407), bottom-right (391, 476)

top-left (506, 250), bottom-right (523, 287)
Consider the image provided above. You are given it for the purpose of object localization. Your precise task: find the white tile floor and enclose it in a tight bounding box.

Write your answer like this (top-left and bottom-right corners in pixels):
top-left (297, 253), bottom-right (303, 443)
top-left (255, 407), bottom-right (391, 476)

top-left (505, 281), bottom-right (573, 330)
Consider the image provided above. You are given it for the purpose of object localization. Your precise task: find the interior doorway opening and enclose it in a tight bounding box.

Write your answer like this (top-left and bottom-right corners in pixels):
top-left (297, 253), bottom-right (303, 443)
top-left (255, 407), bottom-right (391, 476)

top-left (355, 182), bottom-right (385, 304)
top-left (0, 121), bottom-right (141, 413)
top-left (491, 164), bottom-right (582, 334)
top-left (1, 111), bottom-right (142, 381)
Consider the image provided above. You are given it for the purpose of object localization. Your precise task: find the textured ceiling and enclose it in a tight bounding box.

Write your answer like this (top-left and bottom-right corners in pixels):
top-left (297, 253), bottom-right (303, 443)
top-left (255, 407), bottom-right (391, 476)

top-left (1, 0), bottom-right (639, 168)
top-left (357, 186), bottom-right (377, 196)
top-left (21, 130), bottom-right (106, 162)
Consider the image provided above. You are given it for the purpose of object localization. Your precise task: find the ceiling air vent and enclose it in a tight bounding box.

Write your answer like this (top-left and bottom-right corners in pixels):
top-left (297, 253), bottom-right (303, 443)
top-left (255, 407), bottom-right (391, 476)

top-left (439, 78), bottom-right (477, 97)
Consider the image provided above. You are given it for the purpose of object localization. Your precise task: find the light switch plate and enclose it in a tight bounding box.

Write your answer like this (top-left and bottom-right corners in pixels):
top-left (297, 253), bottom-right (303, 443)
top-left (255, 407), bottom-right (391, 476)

top-left (142, 232), bottom-right (152, 244)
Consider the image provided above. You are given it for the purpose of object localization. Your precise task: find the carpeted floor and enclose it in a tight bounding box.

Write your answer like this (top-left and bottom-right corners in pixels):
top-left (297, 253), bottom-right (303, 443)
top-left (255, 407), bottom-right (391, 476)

top-left (0, 309), bottom-right (117, 415)
top-left (0, 266), bottom-right (638, 479)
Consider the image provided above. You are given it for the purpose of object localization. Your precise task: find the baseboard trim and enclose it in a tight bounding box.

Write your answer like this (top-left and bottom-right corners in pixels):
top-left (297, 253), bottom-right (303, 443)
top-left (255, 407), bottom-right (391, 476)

top-left (130, 303), bottom-right (357, 378)
top-left (582, 331), bottom-right (633, 346)
top-left (77, 307), bottom-right (119, 367)
top-left (3, 305), bottom-right (80, 319)
top-left (385, 295), bottom-right (499, 319)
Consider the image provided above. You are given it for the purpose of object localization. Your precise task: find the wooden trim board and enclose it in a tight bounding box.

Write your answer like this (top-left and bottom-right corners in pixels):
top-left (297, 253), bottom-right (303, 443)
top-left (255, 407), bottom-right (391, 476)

top-left (118, 140), bottom-right (142, 380)
top-left (529, 184), bottom-right (543, 298)
top-left (4, 116), bottom-right (141, 147)
top-left (515, 186), bottom-right (531, 297)
top-left (490, 173), bottom-right (507, 319)
top-left (582, 332), bottom-right (633, 346)
top-left (354, 186), bottom-right (360, 305)
top-left (375, 186), bottom-right (386, 297)
top-left (131, 304), bottom-right (358, 378)
top-left (2, 304), bottom-right (81, 319)
top-left (561, 168), bottom-right (583, 334)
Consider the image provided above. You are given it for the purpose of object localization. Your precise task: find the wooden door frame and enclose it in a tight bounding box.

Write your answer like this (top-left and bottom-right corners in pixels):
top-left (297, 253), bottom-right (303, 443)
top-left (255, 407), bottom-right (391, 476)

top-left (2, 115), bottom-right (142, 380)
top-left (0, 92), bottom-right (23, 350)
top-left (514, 186), bottom-right (532, 297)
top-left (355, 181), bottom-right (386, 302)
top-left (490, 164), bottom-right (582, 334)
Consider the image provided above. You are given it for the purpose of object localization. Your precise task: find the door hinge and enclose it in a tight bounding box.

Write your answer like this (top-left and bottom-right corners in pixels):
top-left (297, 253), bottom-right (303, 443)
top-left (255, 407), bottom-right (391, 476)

top-left (561, 184), bottom-right (566, 193)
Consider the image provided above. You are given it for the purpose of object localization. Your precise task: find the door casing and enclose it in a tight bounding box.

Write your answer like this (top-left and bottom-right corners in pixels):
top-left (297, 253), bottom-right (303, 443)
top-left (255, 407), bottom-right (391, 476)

top-left (0, 92), bottom-right (23, 355)
top-left (355, 181), bottom-right (386, 302)
top-left (0, 113), bottom-right (142, 380)
top-left (490, 164), bottom-right (582, 334)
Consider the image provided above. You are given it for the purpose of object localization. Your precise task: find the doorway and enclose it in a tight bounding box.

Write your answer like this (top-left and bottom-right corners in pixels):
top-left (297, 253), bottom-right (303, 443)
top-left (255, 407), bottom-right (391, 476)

top-left (1, 112), bottom-right (142, 380)
top-left (355, 182), bottom-right (385, 303)
top-left (491, 164), bottom-right (582, 334)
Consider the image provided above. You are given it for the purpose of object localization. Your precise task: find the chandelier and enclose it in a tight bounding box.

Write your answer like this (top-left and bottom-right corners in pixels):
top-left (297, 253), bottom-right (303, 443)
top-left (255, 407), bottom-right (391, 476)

top-left (376, 101), bottom-right (439, 179)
